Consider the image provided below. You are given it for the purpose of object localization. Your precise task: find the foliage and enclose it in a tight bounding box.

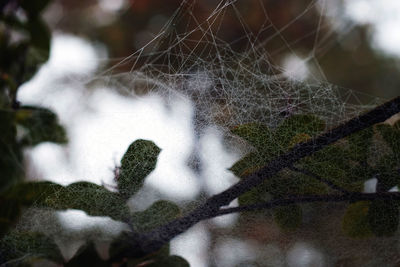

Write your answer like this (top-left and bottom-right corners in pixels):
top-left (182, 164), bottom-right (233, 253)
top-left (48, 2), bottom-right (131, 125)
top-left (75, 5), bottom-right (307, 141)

top-left (1, 0), bottom-right (400, 266)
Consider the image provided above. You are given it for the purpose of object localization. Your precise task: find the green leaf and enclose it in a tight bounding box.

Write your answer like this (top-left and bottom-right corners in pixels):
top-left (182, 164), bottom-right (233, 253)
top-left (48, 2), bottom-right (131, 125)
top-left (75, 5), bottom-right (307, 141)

top-left (273, 204), bottom-right (302, 231)
top-left (6, 181), bottom-right (129, 221)
top-left (376, 123), bottom-right (400, 156)
top-left (231, 123), bottom-right (277, 154)
top-left (45, 182), bottom-right (129, 221)
top-left (0, 231), bottom-right (63, 264)
top-left (0, 110), bottom-right (23, 193)
top-left (342, 201), bottom-right (373, 238)
top-left (275, 114), bottom-right (326, 148)
top-left (109, 234), bottom-right (170, 264)
top-left (229, 152), bottom-right (265, 178)
top-left (118, 139), bottom-right (161, 199)
top-left (147, 255), bottom-right (190, 267)
top-left (238, 180), bottom-right (270, 206)
top-left (0, 198), bottom-right (21, 238)
top-left (25, 18), bottom-right (51, 56)
top-left (65, 242), bottom-right (108, 267)
top-left (299, 144), bottom-right (368, 191)
top-left (131, 200), bottom-right (180, 232)
top-left (347, 126), bottom-right (374, 162)
top-left (108, 231), bottom-right (146, 260)
top-left (367, 199), bottom-right (399, 237)
top-left (5, 181), bottom-right (63, 206)
top-left (373, 143), bottom-right (400, 192)
top-left (17, 106), bottom-right (67, 146)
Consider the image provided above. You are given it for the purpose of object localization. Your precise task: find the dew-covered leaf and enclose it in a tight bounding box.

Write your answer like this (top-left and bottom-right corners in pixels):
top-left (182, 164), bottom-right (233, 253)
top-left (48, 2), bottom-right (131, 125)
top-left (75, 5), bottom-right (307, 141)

top-left (0, 231), bottom-right (63, 265)
top-left (5, 181), bottom-right (63, 206)
top-left (275, 114), bottom-right (326, 148)
top-left (231, 123), bottom-right (277, 154)
top-left (273, 204), bottom-right (302, 231)
top-left (118, 139), bottom-right (161, 199)
top-left (229, 152), bottom-right (265, 178)
top-left (46, 182), bottom-right (129, 221)
top-left (17, 106), bottom-right (67, 146)
top-left (6, 181), bottom-right (129, 221)
top-left (367, 199), bottom-right (399, 237)
top-left (342, 201), bottom-right (373, 238)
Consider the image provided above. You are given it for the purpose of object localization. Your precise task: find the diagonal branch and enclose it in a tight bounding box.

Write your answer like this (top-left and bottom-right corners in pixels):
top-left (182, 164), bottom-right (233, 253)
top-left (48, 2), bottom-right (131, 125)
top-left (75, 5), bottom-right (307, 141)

top-left (110, 96), bottom-right (400, 261)
top-left (214, 192), bottom-right (400, 217)
top-left (289, 165), bottom-right (351, 194)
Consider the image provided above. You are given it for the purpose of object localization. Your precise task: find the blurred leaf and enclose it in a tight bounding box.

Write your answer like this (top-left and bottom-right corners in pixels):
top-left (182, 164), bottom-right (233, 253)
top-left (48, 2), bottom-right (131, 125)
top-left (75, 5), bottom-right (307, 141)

top-left (342, 201), bottom-right (373, 238)
top-left (65, 242), bottom-right (108, 267)
top-left (19, 0), bottom-right (52, 17)
top-left (118, 139), bottom-right (161, 199)
top-left (0, 198), bottom-right (21, 238)
top-left (131, 200), bottom-right (180, 232)
top-left (25, 18), bottom-right (50, 57)
top-left (110, 233), bottom-right (170, 263)
top-left (109, 231), bottom-right (145, 261)
top-left (0, 110), bottom-right (23, 193)
top-left (273, 204), bottom-right (302, 231)
top-left (17, 106), bottom-right (67, 146)
top-left (275, 114), bottom-right (326, 148)
top-left (0, 231), bottom-right (63, 264)
top-left (367, 199), bottom-right (399, 237)
top-left (146, 255), bottom-right (190, 267)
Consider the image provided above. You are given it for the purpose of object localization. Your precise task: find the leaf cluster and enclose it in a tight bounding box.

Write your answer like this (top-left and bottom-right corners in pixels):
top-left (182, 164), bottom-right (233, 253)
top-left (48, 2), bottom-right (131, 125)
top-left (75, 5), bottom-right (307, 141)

top-left (230, 114), bottom-right (400, 236)
top-left (0, 1), bottom-right (188, 266)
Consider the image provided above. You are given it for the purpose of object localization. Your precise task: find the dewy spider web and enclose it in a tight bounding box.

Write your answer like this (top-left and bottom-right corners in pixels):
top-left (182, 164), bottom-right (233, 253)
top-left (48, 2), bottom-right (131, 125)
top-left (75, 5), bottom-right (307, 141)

top-left (88, 0), bottom-right (395, 265)
top-left (98, 0), bottom-right (381, 129)
top-left (9, 0), bottom-right (400, 266)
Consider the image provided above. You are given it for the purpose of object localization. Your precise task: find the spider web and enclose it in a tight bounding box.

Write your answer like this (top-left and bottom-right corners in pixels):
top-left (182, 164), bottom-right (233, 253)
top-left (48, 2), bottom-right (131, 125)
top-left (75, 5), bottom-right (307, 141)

top-left (9, 0), bottom-right (399, 266)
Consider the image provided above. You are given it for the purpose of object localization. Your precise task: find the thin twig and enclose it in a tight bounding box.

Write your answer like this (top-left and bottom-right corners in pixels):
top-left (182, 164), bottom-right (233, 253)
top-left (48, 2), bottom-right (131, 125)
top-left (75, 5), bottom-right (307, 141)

top-left (214, 192), bottom-right (400, 217)
top-left (289, 165), bottom-right (350, 194)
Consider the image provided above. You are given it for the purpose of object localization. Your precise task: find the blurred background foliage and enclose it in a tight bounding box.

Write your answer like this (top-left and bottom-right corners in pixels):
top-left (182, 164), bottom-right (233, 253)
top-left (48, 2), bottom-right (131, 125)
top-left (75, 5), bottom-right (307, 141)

top-left (44, 0), bottom-right (400, 98)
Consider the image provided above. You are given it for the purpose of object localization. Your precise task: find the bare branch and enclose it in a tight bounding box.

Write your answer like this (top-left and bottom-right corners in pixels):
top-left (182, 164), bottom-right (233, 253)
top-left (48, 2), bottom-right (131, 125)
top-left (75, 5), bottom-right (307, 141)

top-left (110, 96), bottom-right (400, 260)
top-left (214, 192), bottom-right (400, 217)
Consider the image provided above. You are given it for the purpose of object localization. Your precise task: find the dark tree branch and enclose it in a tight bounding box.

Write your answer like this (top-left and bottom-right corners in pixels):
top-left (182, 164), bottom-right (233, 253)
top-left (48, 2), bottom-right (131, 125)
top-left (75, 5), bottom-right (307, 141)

top-left (289, 165), bottom-right (351, 194)
top-left (110, 96), bottom-right (400, 261)
top-left (214, 192), bottom-right (400, 217)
